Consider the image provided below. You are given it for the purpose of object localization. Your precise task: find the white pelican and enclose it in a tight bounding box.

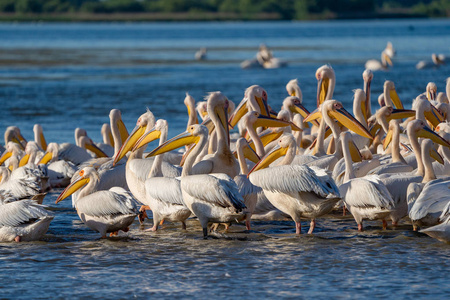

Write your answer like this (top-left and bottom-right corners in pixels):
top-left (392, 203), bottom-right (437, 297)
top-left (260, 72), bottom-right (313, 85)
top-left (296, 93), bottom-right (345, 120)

top-left (416, 53), bottom-right (446, 70)
top-left (131, 119), bottom-right (190, 231)
top-left (0, 166), bottom-right (41, 200)
top-left (248, 134), bottom-right (340, 234)
top-left (147, 124), bottom-right (247, 238)
top-left (114, 110), bottom-right (180, 206)
top-left (195, 47), bottom-right (207, 61)
top-left (420, 201), bottom-right (450, 243)
top-left (365, 42), bottom-right (394, 71)
top-left (382, 120), bottom-right (450, 225)
top-left (0, 197), bottom-right (53, 242)
top-left (409, 178), bottom-right (450, 230)
top-left (33, 124), bottom-right (47, 151)
top-left (56, 167), bottom-right (139, 238)
top-left (286, 79), bottom-right (302, 99)
top-left (316, 65), bottom-right (335, 107)
top-left (339, 132), bottom-right (395, 231)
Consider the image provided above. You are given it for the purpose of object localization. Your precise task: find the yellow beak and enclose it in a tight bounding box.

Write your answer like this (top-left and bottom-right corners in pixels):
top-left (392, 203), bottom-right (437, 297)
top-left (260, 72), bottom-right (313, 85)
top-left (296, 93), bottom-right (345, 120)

top-left (0, 151), bottom-right (12, 165)
top-left (146, 131), bottom-right (199, 158)
top-left (417, 126), bottom-right (450, 148)
top-left (228, 98), bottom-right (248, 129)
top-left (38, 151), bottom-right (53, 165)
top-left (328, 107), bottom-right (373, 139)
top-left (113, 125), bottom-right (147, 165)
top-left (132, 128), bottom-right (161, 152)
top-left (317, 77), bottom-right (329, 107)
top-left (248, 144), bottom-right (287, 175)
top-left (19, 154), bottom-right (30, 167)
top-left (84, 142), bottom-right (108, 158)
top-left (389, 88), bottom-right (404, 109)
top-left (56, 176), bottom-right (90, 204)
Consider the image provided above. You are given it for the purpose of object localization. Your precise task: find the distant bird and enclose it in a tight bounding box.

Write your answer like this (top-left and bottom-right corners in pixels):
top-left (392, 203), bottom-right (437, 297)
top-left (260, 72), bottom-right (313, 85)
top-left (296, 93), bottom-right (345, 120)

top-left (416, 53), bottom-right (446, 70)
top-left (195, 47), bottom-right (207, 61)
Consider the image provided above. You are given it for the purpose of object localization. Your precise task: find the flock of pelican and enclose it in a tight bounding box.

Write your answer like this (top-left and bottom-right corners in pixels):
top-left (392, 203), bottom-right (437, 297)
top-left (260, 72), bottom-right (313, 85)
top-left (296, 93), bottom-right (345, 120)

top-left (1, 64), bottom-right (450, 244)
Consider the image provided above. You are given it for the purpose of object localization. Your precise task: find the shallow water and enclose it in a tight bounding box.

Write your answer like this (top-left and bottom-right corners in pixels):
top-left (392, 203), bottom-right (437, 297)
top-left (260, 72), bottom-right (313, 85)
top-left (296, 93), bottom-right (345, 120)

top-left (0, 20), bottom-right (449, 298)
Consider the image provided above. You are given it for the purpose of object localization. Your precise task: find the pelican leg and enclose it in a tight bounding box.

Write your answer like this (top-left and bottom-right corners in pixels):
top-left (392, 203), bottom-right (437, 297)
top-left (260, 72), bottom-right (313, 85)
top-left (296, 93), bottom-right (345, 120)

top-left (413, 224), bottom-right (418, 231)
top-left (181, 221), bottom-right (187, 230)
top-left (343, 206), bottom-right (347, 216)
top-left (223, 223), bottom-right (230, 233)
top-left (210, 223), bottom-right (219, 232)
top-left (110, 231), bottom-right (119, 237)
top-left (14, 236), bottom-right (21, 242)
top-left (307, 219), bottom-right (316, 234)
top-left (295, 221), bottom-right (302, 234)
top-left (392, 221), bottom-right (398, 227)
top-left (358, 223), bottom-right (363, 231)
top-left (146, 213), bottom-right (161, 232)
top-left (203, 227), bottom-right (208, 239)
top-left (382, 219), bottom-right (388, 230)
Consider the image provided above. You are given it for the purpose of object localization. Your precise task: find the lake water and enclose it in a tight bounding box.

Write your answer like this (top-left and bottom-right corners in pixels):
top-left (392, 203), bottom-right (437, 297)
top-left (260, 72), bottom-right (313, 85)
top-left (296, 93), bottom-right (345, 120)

top-left (0, 19), bottom-right (449, 298)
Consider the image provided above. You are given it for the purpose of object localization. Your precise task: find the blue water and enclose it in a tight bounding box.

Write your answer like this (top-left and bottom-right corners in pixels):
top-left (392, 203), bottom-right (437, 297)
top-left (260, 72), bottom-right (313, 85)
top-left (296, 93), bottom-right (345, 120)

top-left (0, 19), bottom-right (449, 298)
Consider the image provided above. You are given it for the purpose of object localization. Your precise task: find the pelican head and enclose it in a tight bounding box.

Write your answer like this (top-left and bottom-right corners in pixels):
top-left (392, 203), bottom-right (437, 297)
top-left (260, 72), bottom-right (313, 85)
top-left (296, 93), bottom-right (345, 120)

top-left (426, 82), bottom-right (437, 101)
top-left (286, 79), bottom-right (302, 100)
top-left (282, 96), bottom-right (319, 127)
top-left (56, 167), bottom-right (98, 204)
top-left (19, 141), bottom-right (40, 167)
top-left (132, 119), bottom-right (167, 152)
top-left (407, 119), bottom-right (450, 148)
top-left (78, 136), bottom-right (108, 158)
top-left (307, 100), bottom-right (373, 139)
top-left (248, 134), bottom-right (296, 175)
top-left (38, 143), bottom-right (58, 165)
top-left (196, 101), bottom-right (208, 121)
top-left (0, 142), bottom-right (23, 166)
top-left (383, 80), bottom-right (404, 109)
top-left (184, 92), bottom-right (199, 125)
top-left (362, 69), bottom-right (373, 117)
top-left (316, 65), bottom-right (335, 107)
top-left (229, 85), bottom-right (269, 128)
top-left (33, 124), bottom-right (47, 151)
top-left (113, 110), bottom-right (155, 165)
top-left (109, 108), bottom-right (129, 145)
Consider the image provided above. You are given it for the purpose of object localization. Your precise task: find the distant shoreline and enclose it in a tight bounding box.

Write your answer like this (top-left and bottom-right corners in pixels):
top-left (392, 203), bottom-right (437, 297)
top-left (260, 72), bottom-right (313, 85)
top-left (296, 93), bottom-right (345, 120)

top-left (0, 11), bottom-right (431, 22)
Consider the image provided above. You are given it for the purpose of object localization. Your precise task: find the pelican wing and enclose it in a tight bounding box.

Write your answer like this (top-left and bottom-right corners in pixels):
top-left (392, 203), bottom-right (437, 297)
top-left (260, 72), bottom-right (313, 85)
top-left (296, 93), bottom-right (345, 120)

top-left (181, 174), bottom-right (246, 211)
top-left (0, 200), bottom-right (53, 227)
top-left (249, 165), bottom-right (339, 198)
top-left (234, 175), bottom-right (262, 197)
top-left (0, 176), bottom-right (41, 199)
top-left (75, 188), bottom-right (138, 217)
top-left (409, 179), bottom-right (450, 221)
top-left (145, 177), bottom-right (184, 205)
top-left (340, 175), bottom-right (394, 209)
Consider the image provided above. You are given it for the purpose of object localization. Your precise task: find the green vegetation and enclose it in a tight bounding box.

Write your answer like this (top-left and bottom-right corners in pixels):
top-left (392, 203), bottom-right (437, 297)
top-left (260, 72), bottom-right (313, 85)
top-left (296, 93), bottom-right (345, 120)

top-left (0, 0), bottom-right (448, 21)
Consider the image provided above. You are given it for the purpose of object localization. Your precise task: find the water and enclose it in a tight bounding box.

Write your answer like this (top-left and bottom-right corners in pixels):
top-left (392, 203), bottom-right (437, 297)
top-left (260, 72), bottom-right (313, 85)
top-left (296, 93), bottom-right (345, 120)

top-left (0, 19), bottom-right (449, 298)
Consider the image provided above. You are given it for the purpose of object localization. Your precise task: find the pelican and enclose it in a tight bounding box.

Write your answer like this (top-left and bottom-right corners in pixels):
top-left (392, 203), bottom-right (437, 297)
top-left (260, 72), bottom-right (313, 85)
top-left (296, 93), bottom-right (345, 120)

top-left (114, 110), bottom-right (180, 206)
top-left (286, 79), bottom-right (302, 99)
top-left (339, 132), bottom-right (395, 231)
top-left (365, 42), bottom-right (394, 71)
top-left (147, 124), bottom-right (247, 238)
top-left (248, 134), bottom-right (340, 234)
top-left (412, 95), bottom-right (444, 129)
top-left (316, 65), bottom-right (335, 107)
top-left (420, 201), bottom-right (450, 243)
top-left (56, 167), bottom-right (139, 238)
top-left (409, 178), bottom-right (450, 230)
top-left (0, 166), bottom-right (41, 200)
top-left (0, 196), bottom-right (53, 242)
top-left (33, 124), bottom-right (47, 151)
top-left (132, 119), bottom-right (191, 231)
top-left (416, 53), bottom-right (446, 70)
top-left (195, 47), bottom-right (207, 61)
top-left (382, 120), bottom-right (450, 225)
top-left (229, 85), bottom-right (270, 132)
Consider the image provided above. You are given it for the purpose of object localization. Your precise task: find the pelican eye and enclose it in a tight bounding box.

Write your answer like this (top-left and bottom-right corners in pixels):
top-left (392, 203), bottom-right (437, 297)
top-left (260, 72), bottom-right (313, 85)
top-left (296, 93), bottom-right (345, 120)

top-left (79, 170), bottom-right (85, 177)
